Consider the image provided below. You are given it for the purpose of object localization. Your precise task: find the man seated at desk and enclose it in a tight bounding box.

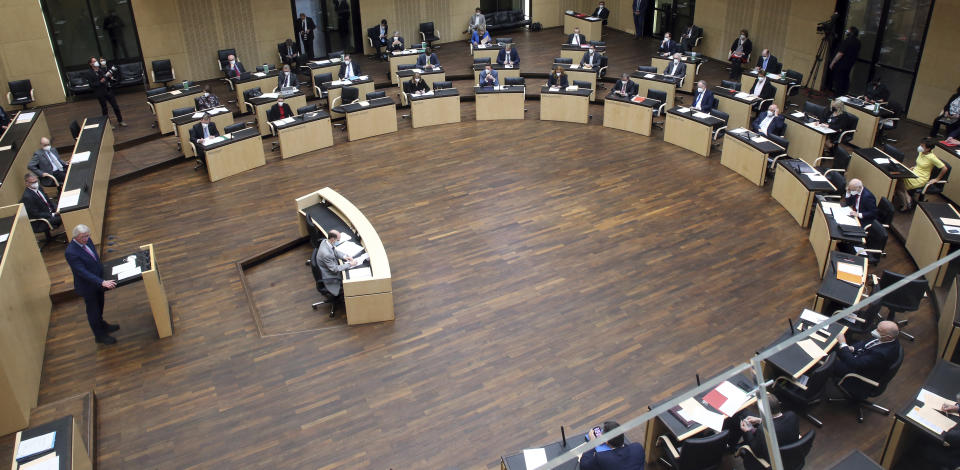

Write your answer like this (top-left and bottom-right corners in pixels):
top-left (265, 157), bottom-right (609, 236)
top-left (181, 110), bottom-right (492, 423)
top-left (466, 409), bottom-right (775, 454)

top-left (21, 172), bottom-right (61, 233)
top-left (678, 24), bottom-right (698, 52)
top-left (754, 49), bottom-right (780, 74)
top-left (496, 43), bottom-right (519, 67)
top-left (548, 66), bottom-right (568, 88)
top-left (737, 395), bottom-right (799, 461)
top-left (833, 320), bottom-right (901, 395)
top-left (269, 96), bottom-right (293, 120)
top-left (195, 85), bottom-right (221, 110)
top-left (28, 137), bottom-right (68, 189)
top-left (315, 229), bottom-right (359, 318)
top-left (861, 78), bottom-right (889, 104)
top-left (747, 69), bottom-right (775, 112)
top-left (568, 27), bottom-right (586, 46)
top-left (404, 72), bottom-right (430, 96)
top-left (581, 45), bottom-right (602, 69)
top-left (479, 64), bottom-right (499, 87)
top-left (579, 420), bottom-right (645, 470)
top-left (388, 31), bottom-right (404, 52)
top-left (338, 55), bottom-right (361, 79)
top-left (843, 178), bottom-right (878, 227)
top-left (692, 80), bottom-right (715, 112)
top-left (225, 54), bottom-right (245, 78)
top-left (750, 104), bottom-right (785, 137)
top-left (663, 52), bottom-right (686, 85)
top-left (277, 63), bottom-right (298, 90)
top-left (658, 32), bottom-right (678, 56)
top-left (416, 47), bottom-right (440, 69)
top-left (612, 72), bottom-right (638, 98)
top-left (471, 26), bottom-right (492, 47)
top-left (278, 38), bottom-right (301, 67)
top-left (192, 113), bottom-right (219, 164)
top-left (373, 19), bottom-right (389, 60)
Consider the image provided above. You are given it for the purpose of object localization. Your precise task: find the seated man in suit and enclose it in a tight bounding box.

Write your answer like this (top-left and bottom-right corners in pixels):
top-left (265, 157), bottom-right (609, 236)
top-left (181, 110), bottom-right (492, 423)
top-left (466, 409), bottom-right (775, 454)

top-left (404, 72), bottom-right (430, 96)
top-left (592, 1), bottom-right (610, 25)
top-left (278, 38), bottom-right (301, 67)
top-left (224, 54), bottom-right (245, 78)
top-left (479, 64), bottom-right (499, 87)
top-left (844, 178), bottom-right (878, 227)
top-left (496, 43), bottom-right (519, 67)
top-left (471, 26), bottom-right (492, 46)
top-left (611, 72), bottom-right (638, 98)
top-left (374, 19), bottom-right (389, 60)
top-left (754, 49), bottom-right (781, 74)
top-left (315, 229), bottom-right (358, 317)
top-left (192, 113), bottom-right (220, 164)
top-left (691, 80), bottom-right (715, 112)
top-left (738, 395), bottom-right (800, 461)
top-left (416, 46), bottom-right (440, 69)
top-left (568, 27), bottom-right (586, 46)
top-left (388, 31), bottom-right (404, 52)
top-left (580, 45), bottom-right (602, 69)
top-left (195, 85), bottom-right (221, 110)
top-left (862, 78), bottom-right (890, 104)
top-left (833, 320), bottom-right (901, 396)
top-left (21, 172), bottom-right (61, 232)
top-left (658, 32), bottom-right (678, 57)
top-left (579, 421), bottom-right (645, 470)
top-left (548, 66), bottom-right (569, 88)
top-left (678, 24), bottom-right (699, 52)
top-left (28, 137), bottom-right (68, 189)
top-left (277, 63), bottom-right (298, 90)
top-left (663, 52), bottom-right (686, 85)
top-left (751, 104), bottom-right (786, 137)
top-left (748, 69), bottom-right (775, 111)
top-left (338, 54), bottom-right (361, 79)
top-left (269, 96), bottom-right (293, 121)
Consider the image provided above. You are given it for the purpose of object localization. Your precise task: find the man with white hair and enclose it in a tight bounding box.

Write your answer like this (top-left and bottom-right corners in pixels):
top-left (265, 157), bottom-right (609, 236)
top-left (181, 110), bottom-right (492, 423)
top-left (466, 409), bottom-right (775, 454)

top-left (65, 224), bottom-right (119, 344)
top-left (844, 178), bottom-right (878, 227)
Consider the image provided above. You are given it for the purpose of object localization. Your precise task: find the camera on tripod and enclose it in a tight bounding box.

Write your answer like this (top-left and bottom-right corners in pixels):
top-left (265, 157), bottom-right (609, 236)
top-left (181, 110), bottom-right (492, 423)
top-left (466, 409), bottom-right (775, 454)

top-left (817, 12), bottom-right (840, 35)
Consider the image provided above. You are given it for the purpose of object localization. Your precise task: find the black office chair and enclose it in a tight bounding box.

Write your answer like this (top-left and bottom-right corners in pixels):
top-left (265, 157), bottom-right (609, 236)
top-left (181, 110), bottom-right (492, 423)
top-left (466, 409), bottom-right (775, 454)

top-left (332, 86), bottom-right (360, 130)
top-left (69, 120), bottom-right (82, 141)
top-left (918, 161), bottom-right (952, 202)
top-left (877, 101), bottom-right (902, 145)
top-left (738, 429), bottom-right (815, 470)
top-left (496, 37), bottom-right (512, 44)
top-left (504, 77), bottom-right (524, 86)
top-left (828, 340), bottom-right (904, 422)
top-left (224, 123), bottom-right (245, 134)
top-left (774, 352), bottom-right (836, 427)
top-left (397, 64), bottom-right (418, 74)
top-left (146, 86), bottom-right (166, 97)
top-left (65, 70), bottom-right (92, 96)
top-left (117, 63), bottom-right (144, 87)
top-left (28, 216), bottom-right (65, 249)
top-left (366, 27), bottom-right (383, 59)
top-left (838, 113), bottom-right (859, 146)
top-left (877, 197), bottom-right (895, 227)
top-left (172, 106), bottom-right (194, 118)
top-left (648, 89), bottom-right (667, 128)
top-left (366, 91), bottom-right (386, 100)
top-left (784, 69), bottom-right (803, 105)
top-left (296, 104), bottom-right (317, 115)
top-left (824, 171), bottom-right (847, 198)
top-left (150, 60), bottom-right (175, 87)
top-left (309, 244), bottom-right (337, 316)
top-left (710, 109), bottom-right (729, 143)
top-left (241, 87), bottom-right (262, 114)
top-left (766, 134), bottom-right (790, 172)
top-left (597, 56), bottom-right (609, 85)
top-left (187, 127), bottom-right (203, 169)
top-left (636, 65), bottom-right (657, 74)
top-left (217, 48), bottom-right (238, 90)
top-left (816, 145), bottom-right (851, 177)
top-left (6, 79), bottom-right (34, 109)
top-left (433, 81), bottom-right (452, 90)
top-left (657, 429), bottom-right (728, 470)
top-left (572, 80), bottom-right (591, 90)
top-left (313, 73), bottom-right (333, 104)
top-left (803, 101), bottom-right (828, 121)
top-left (720, 79), bottom-right (741, 91)
top-left (858, 220), bottom-right (889, 266)
top-left (871, 270), bottom-right (928, 341)
top-left (554, 57), bottom-right (573, 65)
top-left (419, 22), bottom-right (440, 48)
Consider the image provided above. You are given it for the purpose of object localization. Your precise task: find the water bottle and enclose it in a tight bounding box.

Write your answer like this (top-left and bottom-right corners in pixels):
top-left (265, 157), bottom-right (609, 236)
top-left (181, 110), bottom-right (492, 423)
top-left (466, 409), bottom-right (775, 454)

top-left (182, 80), bottom-right (188, 90)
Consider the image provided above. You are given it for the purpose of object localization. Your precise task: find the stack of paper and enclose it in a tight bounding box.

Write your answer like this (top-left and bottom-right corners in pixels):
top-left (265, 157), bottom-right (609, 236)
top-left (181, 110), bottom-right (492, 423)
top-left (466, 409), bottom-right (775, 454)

top-left (0, 144), bottom-right (11, 151)
top-left (692, 111), bottom-right (711, 119)
top-left (800, 309), bottom-right (829, 324)
top-left (941, 217), bottom-right (960, 226)
top-left (347, 266), bottom-right (373, 280)
top-left (751, 135), bottom-right (769, 143)
top-left (15, 432), bottom-right (55, 460)
top-left (549, 86), bottom-right (560, 92)
top-left (643, 73), bottom-right (655, 78)
top-left (768, 73), bottom-right (782, 79)
top-left (676, 107), bottom-right (690, 113)
top-left (907, 405), bottom-right (959, 434)
top-left (71, 151), bottom-right (90, 163)
top-left (335, 240), bottom-right (364, 258)
top-left (15, 112), bottom-right (36, 123)
top-left (83, 123), bottom-right (100, 130)
top-left (57, 189), bottom-right (81, 210)
top-left (918, 389), bottom-right (957, 410)
top-left (566, 85), bottom-right (579, 91)
top-left (836, 261), bottom-right (865, 284)
top-left (191, 112), bottom-right (204, 119)
top-left (358, 101), bottom-right (370, 107)
top-left (802, 172), bottom-right (828, 182)
top-left (707, 381), bottom-right (752, 417)
top-left (260, 92), bottom-right (279, 99)
top-left (676, 397), bottom-right (725, 432)
top-left (357, 75), bottom-right (369, 80)
top-left (112, 258), bottom-right (142, 281)
top-left (569, 64), bottom-right (580, 69)
top-left (523, 449), bottom-right (548, 468)
top-left (735, 92), bottom-right (750, 99)
top-left (791, 111), bottom-right (805, 118)
top-left (873, 157), bottom-right (890, 164)
top-left (412, 68), bottom-right (423, 74)
top-left (19, 453), bottom-right (58, 470)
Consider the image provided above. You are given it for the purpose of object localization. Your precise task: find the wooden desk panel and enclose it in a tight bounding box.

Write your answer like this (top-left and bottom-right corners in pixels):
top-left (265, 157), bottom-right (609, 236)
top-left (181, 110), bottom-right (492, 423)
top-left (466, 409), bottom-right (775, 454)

top-left (664, 113), bottom-right (712, 157)
top-left (784, 121), bottom-right (828, 166)
top-left (846, 105), bottom-right (881, 149)
top-left (475, 92), bottom-right (524, 120)
top-left (939, 276), bottom-right (960, 361)
top-left (59, 121), bottom-right (114, 245)
top-left (846, 151), bottom-right (897, 201)
top-left (720, 136), bottom-right (767, 186)
top-left (255, 94), bottom-right (306, 135)
top-left (603, 99), bottom-right (653, 136)
top-left (564, 69), bottom-right (597, 100)
top-left (809, 203), bottom-right (836, 278)
top-left (564, 15), bottom-right (602, 42)
top-left (205, 135), bottom-right (266, 182)
top-left (742, 74), bottom-right (787, 111)
top-left (631, 76), bottom-right (675, 109)
top-left (904, 207), bottom-right (951, 287)
top-left (934, 145), bottom-right (960, 205)
top-left (714, 95), bottom-right (752, 131)
top-left (346, 105), bottom-right (398, 141)
top-left (328, 82), bottom-right (376, 119)
top-left (154, 93), bottom-right (199, 135)
top-left (560, 47), bottom-right (593, 61)
top-left (388, 54), bottom-right (418, 84)
top-left (175, 112), bottom-right (234, 158)
top-left (771, 164), bottom-right (817, 227)
top-left (411, 95), bottom-right (461, 128)
top-left (539, 93), bottom-right (589, 124)
top-left (472, 48), bottom-right (500, 63)
top-left (472, 68), bottom-right (520, 84)
top-left (278, 118), bottom-right (334, 158)
top-left (308, 63), bottom-right (341, 96)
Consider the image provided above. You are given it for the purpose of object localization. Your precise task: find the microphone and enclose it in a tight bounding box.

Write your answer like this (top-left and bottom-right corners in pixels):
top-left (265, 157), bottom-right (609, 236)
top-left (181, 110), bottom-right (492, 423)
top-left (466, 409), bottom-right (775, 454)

top-left (561, 426), bottom-right (567, 448)
top-left (695, 373), bottom-right (701, 386)
top-left (788, 318), bottom-right (795, 335)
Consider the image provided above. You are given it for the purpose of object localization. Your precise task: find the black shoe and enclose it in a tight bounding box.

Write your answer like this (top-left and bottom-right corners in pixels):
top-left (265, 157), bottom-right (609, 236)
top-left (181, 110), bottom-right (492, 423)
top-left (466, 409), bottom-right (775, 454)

top-left (329, 304), bottom-right (336, 318)
top-left (103, 323), bottom-right (120, 333)
top-left (95, 335), bottom-right (117, 344)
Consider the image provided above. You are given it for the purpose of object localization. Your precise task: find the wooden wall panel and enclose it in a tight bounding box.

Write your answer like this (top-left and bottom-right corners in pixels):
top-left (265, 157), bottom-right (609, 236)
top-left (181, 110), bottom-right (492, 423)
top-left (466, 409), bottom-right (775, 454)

top-left (908, 0), bottom-right (960, 122)
top-left (0, 0), bottom-right (65, 107)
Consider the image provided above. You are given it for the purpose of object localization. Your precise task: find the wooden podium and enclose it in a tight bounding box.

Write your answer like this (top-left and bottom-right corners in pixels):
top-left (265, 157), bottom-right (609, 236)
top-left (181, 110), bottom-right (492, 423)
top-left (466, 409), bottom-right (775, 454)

top-left (104, 243), bottom-right (172, 338)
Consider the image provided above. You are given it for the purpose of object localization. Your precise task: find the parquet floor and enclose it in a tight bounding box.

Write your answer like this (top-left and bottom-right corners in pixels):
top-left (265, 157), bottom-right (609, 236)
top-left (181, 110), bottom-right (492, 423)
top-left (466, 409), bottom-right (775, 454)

top-left (3, 26), bottom-right (943, 470)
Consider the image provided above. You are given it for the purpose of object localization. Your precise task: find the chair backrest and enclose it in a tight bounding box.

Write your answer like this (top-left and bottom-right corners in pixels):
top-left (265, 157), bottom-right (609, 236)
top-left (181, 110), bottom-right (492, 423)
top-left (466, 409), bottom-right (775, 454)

top-left (119, 63), bottom-right (143, 79)
top-left (636, 65), bottom-right (657, 73)
top-left (882, 143), bottom-right (905, 161)
top-left (419, 22), bottom-right (435, 34)
top-left (398, 63), bottom-right (418, 70)
top-left (833, 146), bottom-right (852, 170)
top-left (554, 57), bottom-right (573, 65)
top-left (843, 112), bottom-right (859, 132)
top-left (721, 79), bottom-right (741, 91)
top-left (779, 429), bottom-right (816, 470)
top-left (66, 71), bottom-right (90, 88)
top-left (367, 26), bottom-right (379, 40)
top-left (504, 77), bottom-right (525, 86)
top-left (433, 81), bottom-right (452, 90)
top-left (589, 40), bottom-right (605, 46)
top-left (329, 50), bottom-right (344, 60)
top-left (768, 133), bottom-right (789, 148)
top-left (473, 57), bottom-right (491, 65)
top-left (709, 109), bottom-right (729, 122)
top-left (69, 120), bottom-right (81, 140)
top-left (146, 86), bottom-right (167, 97)
top-left (151, 60), bottom-right (173, 81)
top-left (365, 91), bottom-right (385, 100)
top-left (678, 429), bottom-right (729, 470)
top-left (799, 352), bottom-right (836, 401)
top-left (877, 197), bottom-right (895, 225)
top-left (298, 104), bottom-right (318, 114)
top-left (496, 37), bottom-right (512, 43)
top-left (873, 343), bottom-right (904, 397)
top-left (256, 64), bottom-right (276, 73)
top-left (825, 171), bottom-right (846, 196)
top-left (940, 161), bottom-right (953, 182)
top-left (647, 89), bottom-right (667, 103)
top-left (172, 106), bottom-right (193, 117)
top-left (803, 101), bottom-right (827, 120)
top-left (573, 80), bottom-right (591, 89)
top-left (243, 87), bottom-right (262, 102)
top-left (217, 48), bottom-right (236, 69)
top-left (878, 270), bottom-right (928, 313)
top-left (598, 55), bottom-right (609, 69)
top-left (341, 86), bottom-right (359, 103)
top-left (314, 73), bottom-right (333, 87)
top-left (188, 126), bottom-right (198, 142)
top-left (784, 69), bottom-right (803, 83)
top-left (865, 220), bottom-right (888, 252)
top-left (224, 123), bottom-right (245, 134)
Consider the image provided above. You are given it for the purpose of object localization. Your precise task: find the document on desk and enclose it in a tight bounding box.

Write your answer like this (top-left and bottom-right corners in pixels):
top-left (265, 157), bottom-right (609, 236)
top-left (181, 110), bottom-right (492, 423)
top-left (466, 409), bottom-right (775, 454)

top-left (335, 240), bottom-right (364, 258)
top-left (169, 89), bottom-right (182, 95)
top-left (191, 112), bottom-right (204, 119)
top-left (802, 172), bottom-right (828, 182)
top-left (873, 157), bottom-right (890, 165)
top-left (836, 261), bottom-right (864, 284)
top-left (412, 68), bottom-right (423, 74)
top-left (111, 260), bottom-right (136, 275)
top-left (918, 389), bottom-right (957, 411)
top-left (18, 452), bottom-right (58, 470)
top-left (358, 101), bottom-right (370, 107)
top-left (83, 123), bottom-right (100, 129)
top-left (522, 448), bottom-right (548, 468)
top-left (549, 86), bottom-right (560, 92)
top-left (357, 75), bottom-right (369, 81)
top-left (71, 151), bottom-right (90, 163)
top-left (940, 217), bottom-right (960, 226)
top-left (565, 85), bottom-right (579, 91)
top-left (797, 339), bottom-right (826, 360)
top-left (800, 309), bottom-right (829, 324)
top-left (260, 92), bottom-right (279, 99)
top-left (347, 266), bottom-right (372, 280)
top-left (728, 128), bottom-right (747, 134)
top-left (253, 72), bottom-right (266, 77)
top-left (643, 73), bottom-right (655, 78)
top-left (117, 267), bottom-right (142, 281)
top-left (677, 397), bottom-right (725, 432)
top-left (750, 135), bottom-right (769, 143)
top-left (57, 189), bottom-right (81, 210)
top-left (0, 233), bottom-right (8, 243)
top-left (712, 381), bottom-right (751, 417)
top-left (0, 145), bottom-right (10, 151)
top-left (353, 253), bottom-right (370, 265)
top-left (211, 107), bottom-right (230, 115)
top-left (15, 111), bottom-right (35, 123)
top-left (907, 405), bottom-right (959, 434)
top-left (569, 64), bottom-right (580, 69)
top-left (791, 111), bottom-right (805, 118)
top-left (15, 431), bottom-right (55, 460)
top-left (693, 112), bottom-right (712, 119)
top-left (676, 107), bottom-right (690, 113)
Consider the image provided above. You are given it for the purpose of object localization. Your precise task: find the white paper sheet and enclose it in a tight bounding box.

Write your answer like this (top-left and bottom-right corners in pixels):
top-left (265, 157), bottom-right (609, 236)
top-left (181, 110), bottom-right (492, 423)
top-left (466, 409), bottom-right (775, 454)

top-left (643, 73), bottom-right (655, 78)
top-left (117, 267), bottom-right (142, 281)
top-left (335, 240), bottom-right (364, 258)
top-left (0, 145), bottom-right (11, 151)
top-left (714, 381), bottom-right (750, 417)
top-left (253, 72), bottom-right (266, 77)
top-left (800, 309), bottom-right (829, 324)
top-left (15, 431), bottom-right (55, 459)
top-left (19, 452), bottom-right (58, 470)
top-left (803, 172), bottom-right (828, 182)
top-left (71, 151), bottom-right (90, 163)
top-left (729, 128), bottom-right (747, 134)
top-left (260, 92), bottom-right (279, 99)
top-left (945, 225), bottom-right (960, 235)
top-left (940, 217), bottom-right (960, 226)
top-left (191, 112), bottom-right (204, 119)
top-left (693, 112), bottom-right (711, 119)
top-left (797, 339), bottom-right (825, 360)
top-left (918, 389), bottom-right (956, 410)
top-left (676, 107), bottom-right (690, 113)
top-left (677, 397), bottom-right (725, 432)
top-left (0, 233), bottom-right (8, 243)
top-left (873, 157), bottom-right (890, 164)
top-left (522, 448), bottom-right (548, 468)
top-left (169, 89), bottom-right (182, 95)
top-left (111, 261), bottom-right (136, 275)
top-left (15, 112), bottom-right (36, 123)
top-left (57, 189), bottom-right (81, 210)
top-left (791, 111), bottom-right (805, 117)
top-left (751, 136), bottom-right (769, 143)
top-left (358, 101), bottom-right (370, 107)
top-left (347, 266), bottom-right (373, 280)
top-left (565, 85), bottom-right (579, 91)
top-left (83, 123), bottom-right (99, 129)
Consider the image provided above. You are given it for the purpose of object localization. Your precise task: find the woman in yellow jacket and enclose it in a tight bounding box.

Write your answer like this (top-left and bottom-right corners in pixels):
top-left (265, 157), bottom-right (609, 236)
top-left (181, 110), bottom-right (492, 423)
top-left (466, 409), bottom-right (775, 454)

top-left (897, 137), bottom-right (948, 211)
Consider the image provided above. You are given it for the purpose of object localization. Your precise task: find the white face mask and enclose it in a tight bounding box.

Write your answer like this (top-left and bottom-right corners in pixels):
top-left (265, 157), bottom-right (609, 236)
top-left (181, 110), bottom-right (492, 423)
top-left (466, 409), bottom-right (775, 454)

top-left (100, 60), bottom-right (107, 67)
top-left (203, 92), bottom-right (209, 97)
top-left (918, 145), bottom-right (925, 154)
top-left (345, 60), bottom-right (351, 64)
top-left (29, 182), bottom-right (38, 190)
top-left (871, 329), bottom-right (882, 339)
top-left (740, 35), bottom-right (746, 40)
top-left (229, 60), bottom-right (235, 65)
top-left (846, 189), bottom-right (860, 197)
top-left (766, 110), bottom-right (774, 117)
top-left (42, 145), bottom-right (51, 151)
top-left (698, 87), bottom-right (705, 93)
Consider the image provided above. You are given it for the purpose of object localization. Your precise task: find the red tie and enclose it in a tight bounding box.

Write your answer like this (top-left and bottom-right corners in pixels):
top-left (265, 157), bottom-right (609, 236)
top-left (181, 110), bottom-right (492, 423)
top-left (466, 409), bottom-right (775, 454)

top-left (279, 105), bottom-right (285, 118)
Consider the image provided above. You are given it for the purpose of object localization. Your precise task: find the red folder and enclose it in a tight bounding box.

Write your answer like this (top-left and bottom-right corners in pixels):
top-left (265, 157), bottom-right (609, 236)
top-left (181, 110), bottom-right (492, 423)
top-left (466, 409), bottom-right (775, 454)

top-left (703, 389), bottom-right (728, 412)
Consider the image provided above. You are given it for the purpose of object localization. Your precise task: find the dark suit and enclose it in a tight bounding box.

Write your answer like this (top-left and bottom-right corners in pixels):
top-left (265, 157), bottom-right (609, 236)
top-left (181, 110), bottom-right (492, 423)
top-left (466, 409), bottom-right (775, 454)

top-left (743, 412), bottom-right (800, 460)
top-left (580, 442), bottom-right (645, 470)
top-left (751, 112), bottom-right (786, 137)
top-left (548, 73), bottom-right (569, 88)
top-left (691, 88), bottom-right (715, 112)
top-left (749, 78), bottom-right (776, 111)
top-left (612, 79), bottom-right (638, 97)
top-left (338, 62), bottom-right (360, 79)
top-left (226, 61), bottom-right (246, 78)
top-left (403, 78), bottom-right (430, 94)
top-left (278, 42), bottom-right (301, 67)
top-left (496, 48), bottom-right (519, 66)
top-left (592, 6), bottom-right (609, 25)
top-left (21, 186), bottom-right (60, 232)
top-left (657, 38), bottom-right (678, 55)
top-left (65, 238), bottom-right (110, 338)
top-left (756, 54), bottom-right (781, 74)
top-left (277, 71), bottom-right (298, 89)
top-left (729, 37), bottom-right (753, 78)
top-left (581, 51), bottom-right (602, 67)
top-left (416, 53), bottom-right (440, 67)
top-left (85, 66), bottom-right (122, 121)
top-left (678, 25), bottom-right (699, 51)
top-left (191, 122), bottom-right (219, 163)
top-left (268, 103), bottom-right (293, 121)
top-left (295, 16), bottom-right (316, 59)
top-left (663, 59), bottom-right (686, 82)
top-left (865, 83), bottom-right (890, 103)
top-left (28, 148), bottom-right (68, 187)
top-left (567, 33), bottom-right (587, 45)
top-left (387, 36), bottom-right (404, 52)
top-left (845, 187), bottom-right (878, 227)
top-left (826, 112), bottom-right (854, 142)
top-left (0, 106), bottom-right (9, 130)
top-left (479, 69), bottom-right (499, 86)
top-left (834, 339), bottom-right (901, 398)
top-left (633, 0), bottom-right (650, 38)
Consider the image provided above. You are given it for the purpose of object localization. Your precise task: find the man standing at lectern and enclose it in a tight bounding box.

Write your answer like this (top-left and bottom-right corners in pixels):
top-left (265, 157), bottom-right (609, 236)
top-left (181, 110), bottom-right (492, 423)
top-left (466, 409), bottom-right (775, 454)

top-left (65, 224), bottom-right (119, 344)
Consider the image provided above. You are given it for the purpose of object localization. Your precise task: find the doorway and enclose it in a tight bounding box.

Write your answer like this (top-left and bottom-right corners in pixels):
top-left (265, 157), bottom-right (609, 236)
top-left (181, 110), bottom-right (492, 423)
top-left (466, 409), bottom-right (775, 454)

top-left (652, 0), bottom-right (695, 38)
top-left (39, 0), bottom-right (142, 72)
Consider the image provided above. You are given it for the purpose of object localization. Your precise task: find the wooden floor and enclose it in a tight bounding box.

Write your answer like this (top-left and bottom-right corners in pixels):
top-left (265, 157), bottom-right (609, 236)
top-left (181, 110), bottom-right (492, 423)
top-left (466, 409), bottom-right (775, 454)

top-left (2, 27), bottom-right (945, 469)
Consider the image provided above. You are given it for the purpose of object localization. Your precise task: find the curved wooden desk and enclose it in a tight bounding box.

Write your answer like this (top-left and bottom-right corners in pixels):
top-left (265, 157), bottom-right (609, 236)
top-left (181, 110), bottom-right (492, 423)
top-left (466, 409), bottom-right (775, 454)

top-left (296, 187), bottom-right (393, 325)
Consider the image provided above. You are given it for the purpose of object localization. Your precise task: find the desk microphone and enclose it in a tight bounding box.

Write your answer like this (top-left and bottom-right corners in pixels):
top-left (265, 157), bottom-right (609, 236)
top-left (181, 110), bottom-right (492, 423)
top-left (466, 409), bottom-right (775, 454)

top-left (788, 318), bottom-right (795, 335)
top-left (695, 373), bottom-right (701, 386)
top-left (561, 426), bottom-right (567, 448)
